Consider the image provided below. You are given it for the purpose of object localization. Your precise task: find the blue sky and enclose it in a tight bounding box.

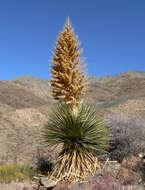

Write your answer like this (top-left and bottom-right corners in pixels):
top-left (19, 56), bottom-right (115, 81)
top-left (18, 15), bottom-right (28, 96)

top-left (0, 0), bottom-right (145, 80)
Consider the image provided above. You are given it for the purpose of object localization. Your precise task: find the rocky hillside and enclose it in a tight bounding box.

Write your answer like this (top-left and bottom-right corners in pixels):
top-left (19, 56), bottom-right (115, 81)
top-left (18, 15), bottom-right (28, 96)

top-left (13, 75), bottom-right (52, 101)
top-left (0, 70), bottom-right (145, 167)
top-left (86, 70), bottom-right (145, 118)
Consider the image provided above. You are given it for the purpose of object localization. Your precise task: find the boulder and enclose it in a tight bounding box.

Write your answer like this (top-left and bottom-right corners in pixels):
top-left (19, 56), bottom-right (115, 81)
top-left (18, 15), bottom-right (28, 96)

top-left (39, 177), bottom-right (56, 189)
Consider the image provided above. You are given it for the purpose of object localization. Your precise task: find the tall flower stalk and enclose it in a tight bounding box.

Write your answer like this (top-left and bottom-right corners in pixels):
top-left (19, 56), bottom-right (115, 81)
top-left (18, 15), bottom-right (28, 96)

top-left (50, 17), bottom-right (87, 111)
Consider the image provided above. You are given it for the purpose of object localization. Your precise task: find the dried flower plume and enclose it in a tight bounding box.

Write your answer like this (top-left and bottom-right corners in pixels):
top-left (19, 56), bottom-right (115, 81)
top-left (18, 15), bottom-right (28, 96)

top-left (50, 17), bottom-right (87, 109)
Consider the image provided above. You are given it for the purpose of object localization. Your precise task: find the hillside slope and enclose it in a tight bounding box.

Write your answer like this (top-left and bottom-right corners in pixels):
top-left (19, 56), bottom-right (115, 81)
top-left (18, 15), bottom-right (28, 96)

top-left (0, 70), bottom-right (145, 166)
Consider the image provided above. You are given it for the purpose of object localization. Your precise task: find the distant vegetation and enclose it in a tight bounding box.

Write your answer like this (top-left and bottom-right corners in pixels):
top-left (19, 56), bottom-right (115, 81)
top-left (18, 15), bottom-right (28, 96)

top-left (106, 114), bottom-right (145, 162)
top-left (0, 161), bottom-right (36, 183)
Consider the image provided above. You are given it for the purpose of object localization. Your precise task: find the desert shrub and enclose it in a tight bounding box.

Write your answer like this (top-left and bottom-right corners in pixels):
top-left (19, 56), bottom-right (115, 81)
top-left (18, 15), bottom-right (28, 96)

top-left (0, 161), bottom-right (36, 183)
top-left (90, 171), bottom-right (122, 190)
top-left (105, 114), bottom-right (145, 162)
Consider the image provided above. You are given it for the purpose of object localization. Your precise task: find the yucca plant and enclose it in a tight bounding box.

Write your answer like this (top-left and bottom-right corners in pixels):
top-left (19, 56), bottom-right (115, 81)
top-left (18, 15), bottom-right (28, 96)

top-left (43, 103), bottom-right (109, 183)
top-left (44, 17), bottom-right (110, 184)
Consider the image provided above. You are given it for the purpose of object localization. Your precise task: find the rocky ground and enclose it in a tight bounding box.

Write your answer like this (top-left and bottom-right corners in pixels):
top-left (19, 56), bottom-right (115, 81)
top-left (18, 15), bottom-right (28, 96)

top-left (1, 153), bottom-right (145, 189)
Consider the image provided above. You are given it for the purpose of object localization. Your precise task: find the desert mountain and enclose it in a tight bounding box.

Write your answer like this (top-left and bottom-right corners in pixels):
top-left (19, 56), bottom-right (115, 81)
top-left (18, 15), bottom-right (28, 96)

top-left (13, 75), bottom-right (52, 101)
top-left (0, 70), bottom-right (145, 166)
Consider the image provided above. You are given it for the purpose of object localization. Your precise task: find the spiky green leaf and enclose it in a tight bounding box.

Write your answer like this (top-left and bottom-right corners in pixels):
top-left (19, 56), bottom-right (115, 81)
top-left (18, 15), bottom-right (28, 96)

top-left (43, 104), bottom-right (110, 153)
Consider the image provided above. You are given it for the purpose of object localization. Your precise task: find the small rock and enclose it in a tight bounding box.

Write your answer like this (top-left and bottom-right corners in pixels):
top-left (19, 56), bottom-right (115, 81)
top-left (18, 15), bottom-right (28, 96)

top-left (40, 177), bottom-right (56, 188)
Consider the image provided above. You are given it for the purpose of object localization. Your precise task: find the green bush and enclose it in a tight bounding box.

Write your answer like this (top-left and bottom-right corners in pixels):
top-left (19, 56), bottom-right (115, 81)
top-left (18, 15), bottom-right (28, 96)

top-left (0, 161), bottom-right (36, 183)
